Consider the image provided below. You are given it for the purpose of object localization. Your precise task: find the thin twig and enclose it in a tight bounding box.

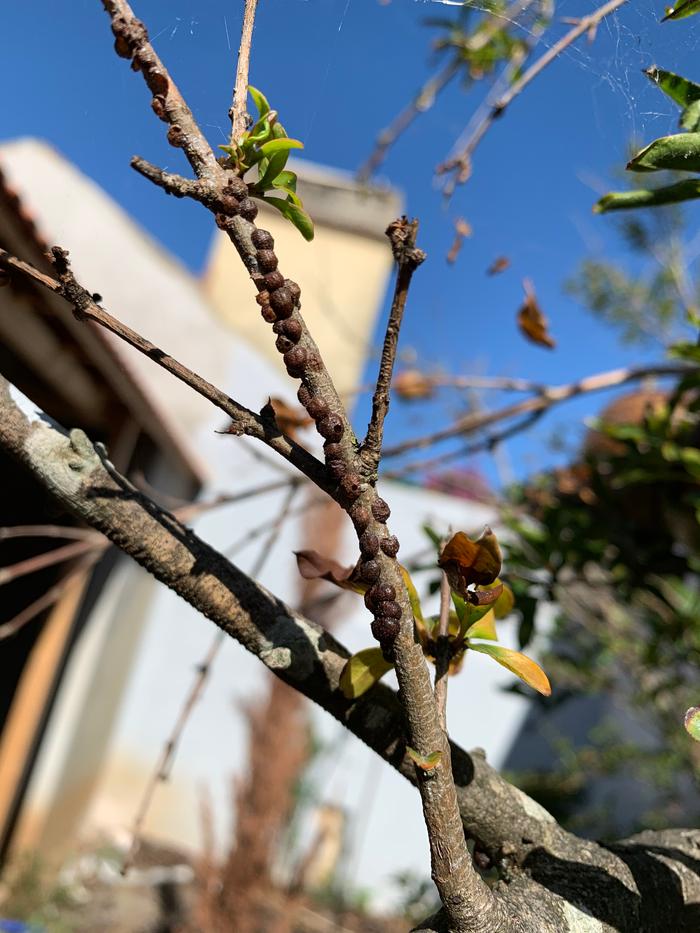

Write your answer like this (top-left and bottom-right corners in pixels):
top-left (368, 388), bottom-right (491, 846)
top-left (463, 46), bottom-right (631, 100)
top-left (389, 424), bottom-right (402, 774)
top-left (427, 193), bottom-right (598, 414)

top-left (361, 218), bottom-right (425, 475)
top-left (382, 361), bottom-right (693, 460)
top-left (0, 247), bottom-right (330, 493)
top-left (434, 570), bottom-right (452, 732)
top-left (0, 538), bottom-right (101, 586)
top-left (438, 0), bottom-right (626, 191)
top-left (121, 480), bottom-right (301, 875)
top-left (229, 0), bottom-right (260, 146)
top-left (357, 0), bottom-right (536, 181)
top-left (0, 525), bottom-right (100, 542)
top-left (0, 554), bottom-right (102, 641)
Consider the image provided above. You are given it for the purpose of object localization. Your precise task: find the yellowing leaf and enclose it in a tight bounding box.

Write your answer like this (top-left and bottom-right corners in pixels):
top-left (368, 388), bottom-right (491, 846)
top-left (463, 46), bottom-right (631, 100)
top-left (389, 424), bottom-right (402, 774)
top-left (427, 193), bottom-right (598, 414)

top-left (400, 564), bottom-right (425, 625)
top-left (469, 643), bottom-right (551, 696)
top-left (517, 279), bottom-right (556, 349)
top-left (685, 706), bottom-right (700, 741)
top-left (406, 746), bottom-right (443, 771)
top-left (339, 647), bottom-right (394, 699)
top-left (465, 609), bottom-right (498, 641)
top-left (438, 527), bottom-right (502, 594)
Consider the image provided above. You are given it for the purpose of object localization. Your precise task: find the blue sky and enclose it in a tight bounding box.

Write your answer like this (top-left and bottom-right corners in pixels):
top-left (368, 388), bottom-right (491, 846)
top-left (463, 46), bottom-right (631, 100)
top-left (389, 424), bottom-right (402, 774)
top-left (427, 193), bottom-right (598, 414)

top-left (2, 0), bottom-right (699, 486)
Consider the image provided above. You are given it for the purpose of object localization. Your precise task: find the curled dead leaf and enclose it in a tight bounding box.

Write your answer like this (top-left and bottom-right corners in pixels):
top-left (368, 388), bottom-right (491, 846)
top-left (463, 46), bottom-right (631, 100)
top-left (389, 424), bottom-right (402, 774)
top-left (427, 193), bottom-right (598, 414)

top-left (487, 256), bottom-right (510, 276)
top-left (294, 550), bottom-right (366, 594)
top-left (438, 527), bottom-right (502, 595)
top-left (517, 279), bottom-right (556, 349)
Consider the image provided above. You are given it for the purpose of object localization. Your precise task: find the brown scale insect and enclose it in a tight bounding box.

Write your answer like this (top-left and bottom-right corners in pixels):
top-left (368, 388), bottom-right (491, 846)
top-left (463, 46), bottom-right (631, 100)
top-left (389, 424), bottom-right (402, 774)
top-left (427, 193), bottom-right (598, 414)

top-left (264, 270), bottom-right (285, 292)
top-left (256, 250), bottom-right (278, 273)
top-left (317, 413), bottom-right (344, 441)
top-left (372, 498), bottom-right (391, 522)
top-left (359, 531), bottom-right (379, 556)
top-left (251, 229), bottom-right (274, 250)
top-left (307, 397), bottom-right (329, 421)
top-left (360, 560), bottom-right (380, 582)
top-left (239, 198), bottom-right (258, 221)
top-left (269, 287), bottom-right (294, 318)
top-left (380, 536), bottom-right (400, 557)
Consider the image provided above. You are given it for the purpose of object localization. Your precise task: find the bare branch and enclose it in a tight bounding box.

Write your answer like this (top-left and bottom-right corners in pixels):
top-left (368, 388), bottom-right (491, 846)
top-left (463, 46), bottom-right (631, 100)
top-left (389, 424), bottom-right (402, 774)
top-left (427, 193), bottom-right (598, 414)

top-left (0, 246), bottom-right (330, 492)
top-left (357, 0), bottom-right (537, 182)
top-left (438, 0), bottom-right (627, 192)
top-left (382, 362), bottom-right (694, 460)
top-left (97, 7), bottom-right (510, 925)
top-left (0, 538), bottom-right (100, 586)
top-left (229, 0), bottom-right (260, 145)
top-left (0, 554), bottom-right (102, 641)
top-left (361, 218), bottom-right (425, 475)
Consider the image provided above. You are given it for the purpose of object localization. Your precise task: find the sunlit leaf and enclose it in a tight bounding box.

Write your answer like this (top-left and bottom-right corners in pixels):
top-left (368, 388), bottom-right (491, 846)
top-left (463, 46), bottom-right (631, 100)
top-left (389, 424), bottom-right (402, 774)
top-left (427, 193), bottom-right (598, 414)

top-left (262, 197), bottom-right (315, 241)
top-left (594, 179), bottom-right (700, 212)
top-left (248, 84), bottom-right (270, 117)
top-left (644, 66), bottom-right (700, 109)
top-left (339, 647), bottom-right (394, 699)
top-left (438, 527), bottom-right (502, 594)
top-left (662, 0), bottom-right (700, 21)
top-left (400, 565), bottom-right (425, 626)
top-left (406, 746), bottom-right (443, 771)
top-left (684, 706), bottom-right (700, 740)
top-left (257, 148), bottom-right (291, 191)
top-left (259, 138), bottom-right (304, 157)
top-left (517, 279), bottom-right (556, 349)
top-left (627, 133), bottom-right (700, 173)
top-left (469, 643), bottom-right (551, 696)
top-left (492, 581), bottom-right (515, 618)
top-left (682, 99), bottom-right (700, 132)
top-left (272, 170), bottom-right (298, 192)
top-left (294, 550), bottom-right (365, 593)
top-left (465, 609), bottom-right (498, 641)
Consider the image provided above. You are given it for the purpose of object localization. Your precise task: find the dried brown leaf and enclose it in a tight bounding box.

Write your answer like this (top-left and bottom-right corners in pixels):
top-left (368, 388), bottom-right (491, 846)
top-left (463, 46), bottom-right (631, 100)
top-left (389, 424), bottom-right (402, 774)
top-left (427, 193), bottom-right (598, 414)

top-left (517, 279), bottom-right (556, 349)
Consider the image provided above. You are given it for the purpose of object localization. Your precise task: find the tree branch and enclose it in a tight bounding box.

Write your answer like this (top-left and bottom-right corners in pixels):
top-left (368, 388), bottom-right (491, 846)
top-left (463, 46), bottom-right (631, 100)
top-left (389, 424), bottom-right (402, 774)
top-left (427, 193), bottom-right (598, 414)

top-left (229, 0), bottom-right (260, 146)
top-left (434, 570), bottom-right (451, 732)
top-left (381, 362), bottom-right (695, 460)
top-left (98, 6), bottom-right (503, 925)
top-left (361, 218), bottom-right (425, 476)
top-left (0, 246), bottom-right (330, 493)
top-left (438, 0), bottom-right (627, 191)
top-left (7, 377), bottom-right (700, 930)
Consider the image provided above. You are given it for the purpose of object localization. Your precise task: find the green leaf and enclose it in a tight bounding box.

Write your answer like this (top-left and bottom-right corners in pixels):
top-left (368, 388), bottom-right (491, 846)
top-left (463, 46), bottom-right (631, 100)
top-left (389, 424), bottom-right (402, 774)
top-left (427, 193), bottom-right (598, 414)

top-left (465, 609), bottom-right (498, 641)
top-left (273, 170), bottom-right (297, 192)
top-left (662, 0), bottom-right (700, 20)
top-left (248, 85), bottom-right (270, 117)
top-left (644, 66), bottom-right (700, 111)
top-left (469, 643), bottom-right (551, 696)
top-left (684, 706), bottom-right (700, 740)
top-left (272, 186), bottom-right (302, 207)
top-left (594, 179), bottom-right (700, 212)
top-left (682, 99), bottom-right (700, 132)
top-left (627, 132), bottom-right (700, 173)
top-left (406, 746), bottom-right (442, 771)
top-left (257, 149), bottom-right (291, 192)
top-left (339, 648), bottom-right (394, 699)
top-left (262, 196), bottom-right (315, 241)
top-left (259, 138), bottom-right (304, 157)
